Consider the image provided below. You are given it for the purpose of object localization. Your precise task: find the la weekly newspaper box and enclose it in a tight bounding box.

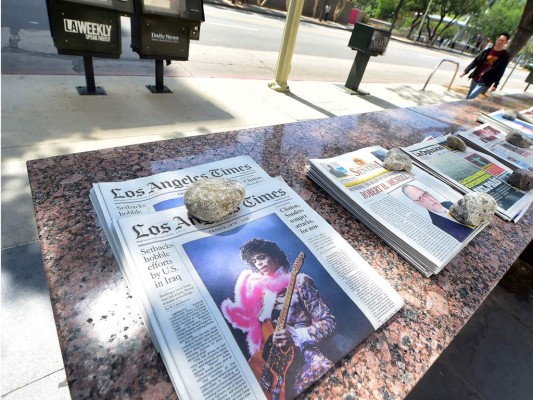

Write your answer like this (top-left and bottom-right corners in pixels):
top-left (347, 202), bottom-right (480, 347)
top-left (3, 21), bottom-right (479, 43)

top-left (46, 0), bottom-right (134, 94)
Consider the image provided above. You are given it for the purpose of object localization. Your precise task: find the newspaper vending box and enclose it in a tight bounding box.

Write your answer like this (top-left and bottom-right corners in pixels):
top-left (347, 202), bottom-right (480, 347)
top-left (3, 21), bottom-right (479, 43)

top-left (131, 0), bottom-right (205, 92)
top-left (345, 23), bottom-right (391, 95)
top-left (46, 0), bottom-right (134, 94)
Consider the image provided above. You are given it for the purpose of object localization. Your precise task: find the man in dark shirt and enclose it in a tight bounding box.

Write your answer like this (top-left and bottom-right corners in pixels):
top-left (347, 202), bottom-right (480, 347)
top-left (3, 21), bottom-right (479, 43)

top-left (460, 33), bottom-right (511, 99)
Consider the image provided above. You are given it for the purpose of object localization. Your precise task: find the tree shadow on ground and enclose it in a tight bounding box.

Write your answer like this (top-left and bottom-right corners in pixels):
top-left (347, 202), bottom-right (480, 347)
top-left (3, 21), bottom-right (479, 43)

top-left (387, 84), bottom-right (465, 106)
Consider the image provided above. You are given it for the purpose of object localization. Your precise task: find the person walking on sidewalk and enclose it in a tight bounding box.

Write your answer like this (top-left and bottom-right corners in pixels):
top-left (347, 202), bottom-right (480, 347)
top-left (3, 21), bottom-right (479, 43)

top-left (321, 2), bottom-right (331, 22)
top-left (460, 32), bottom-right (511, 100)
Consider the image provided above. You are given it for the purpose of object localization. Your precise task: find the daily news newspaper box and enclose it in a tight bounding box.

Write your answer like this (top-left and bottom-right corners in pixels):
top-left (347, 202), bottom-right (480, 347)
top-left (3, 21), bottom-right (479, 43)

top-left (345, 23), bottom-right (391, 93)
top-left (46, 0), bottom-right (134, 58)
top-left (130, 0), bottom-right (205, 61)
top-left (348, 22), bottom-right (390, 56)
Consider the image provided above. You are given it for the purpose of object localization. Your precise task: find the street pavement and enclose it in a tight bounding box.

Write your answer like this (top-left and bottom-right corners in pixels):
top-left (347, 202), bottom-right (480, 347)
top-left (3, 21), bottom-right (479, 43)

top-left (1, 2), bottom-right (532, 399)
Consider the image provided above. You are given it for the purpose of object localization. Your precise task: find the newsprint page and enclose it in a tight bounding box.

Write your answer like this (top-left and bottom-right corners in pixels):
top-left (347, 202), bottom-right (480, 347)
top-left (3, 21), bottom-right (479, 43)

top-left (456, 123), bottom-right (533, 172)
top-left (105, 179), bottom-right (404, 400)
top-left (402, 135), bottom-right (533, 222)
top-left (90, 156), bottom-right (273, 354)
top-left (477, 108), bottom-right (533, 138)
top-left (307, 146), bottom-right (486, 277)
top-left (90, 156), bottom-right (272, 244)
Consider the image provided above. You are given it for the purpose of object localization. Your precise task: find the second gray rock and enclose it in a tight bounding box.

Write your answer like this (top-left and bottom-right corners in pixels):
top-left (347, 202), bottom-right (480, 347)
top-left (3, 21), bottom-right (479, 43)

top-left (502, 110), bottom-right (517, 120)
top-left (383, 148), bottom-right (412, 172)
top-left (506, 130), bottom-right (532, 148)
top-left (446, 135), bottom-right (467, 152)
top-left (509, 169), bottom-right (533, 191)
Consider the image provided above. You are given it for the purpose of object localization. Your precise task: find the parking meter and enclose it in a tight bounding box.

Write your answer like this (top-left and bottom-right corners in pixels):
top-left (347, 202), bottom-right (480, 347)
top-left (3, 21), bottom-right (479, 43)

top-left (130, 0), bottom-right (205, 93)
top-left (46, 0), bottom-right (134, 94)
top-left (345, 23), bottom-right (390, 95)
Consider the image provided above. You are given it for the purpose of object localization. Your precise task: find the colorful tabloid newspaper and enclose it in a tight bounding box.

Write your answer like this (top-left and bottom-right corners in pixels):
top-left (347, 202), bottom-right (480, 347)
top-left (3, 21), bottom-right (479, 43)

top-left (402, 135), bottom-right (533, 222)
top-left (111, 178), bottom-right (404, 400)
top-left (456, 123), bottom-right (533, 171)
top-left (307, 146), bottom-right (486, 277)
top-left (477, 108), bottom-right (533, 139)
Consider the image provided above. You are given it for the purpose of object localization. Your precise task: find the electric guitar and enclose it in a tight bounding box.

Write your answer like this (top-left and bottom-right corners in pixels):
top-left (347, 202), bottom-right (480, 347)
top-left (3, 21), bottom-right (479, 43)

top-left (249, 252), bottom-right (305, 400)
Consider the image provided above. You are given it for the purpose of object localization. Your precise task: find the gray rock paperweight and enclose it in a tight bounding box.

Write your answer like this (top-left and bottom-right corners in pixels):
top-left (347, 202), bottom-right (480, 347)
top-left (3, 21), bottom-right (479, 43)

top-left (450, 192), bottom-right (497, 227)
top-left (509, 169), bottom-right (533, 191)
top-left (446, 135), bottom-right (467, 152)
top-left (502, 110), bottom-right (517, 120)
top-left (506, 130), bottom-right (532, 148)
top-left (184, 178), bottom-right (246, 222)
top-left (383, 148), bottom-right (412, 172)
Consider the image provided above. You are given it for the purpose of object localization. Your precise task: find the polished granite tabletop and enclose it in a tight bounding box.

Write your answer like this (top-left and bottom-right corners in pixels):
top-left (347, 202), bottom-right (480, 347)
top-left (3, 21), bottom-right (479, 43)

top-left (27, 94), bottom-right (533, 400)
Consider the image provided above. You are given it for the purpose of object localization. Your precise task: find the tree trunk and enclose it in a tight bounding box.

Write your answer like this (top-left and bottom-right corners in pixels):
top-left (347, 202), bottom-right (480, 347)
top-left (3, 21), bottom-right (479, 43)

top-left (332, 0), bottom-right (348, 22)
top-left (312, 0), bottom-right (320, 18)
top-left (431, 19), bottom-right (454, 46)
top-left (390, 0), bottom-right (407, 31)
top-left (506, 0), bottom-right (533, 58)
top-left (407, 14), bottom-right (422, 39)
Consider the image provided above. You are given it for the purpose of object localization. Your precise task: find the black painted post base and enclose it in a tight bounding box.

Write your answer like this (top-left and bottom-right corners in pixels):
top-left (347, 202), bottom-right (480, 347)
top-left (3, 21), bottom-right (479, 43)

top-left (345, 51), bottom-right (371, 95)
top-left (77, 56), bottom-right (106, 95)
top-left (147, 59), bottom-right (172, 93)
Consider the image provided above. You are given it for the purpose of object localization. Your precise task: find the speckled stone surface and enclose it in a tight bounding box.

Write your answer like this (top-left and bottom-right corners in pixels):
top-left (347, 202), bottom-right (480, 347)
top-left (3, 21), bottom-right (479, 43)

top-left (27, 98), bottom-right (533, 400)
top-left (410, 93), bottom-right (533, 129)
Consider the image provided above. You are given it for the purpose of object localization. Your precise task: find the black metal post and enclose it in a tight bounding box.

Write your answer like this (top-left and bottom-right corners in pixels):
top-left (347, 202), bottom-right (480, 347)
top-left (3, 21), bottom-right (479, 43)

top-left (147, 59), bottom-right (172, 93)
top-left (84, 56), bottom-right (96, 93)
top-left (77, 56), bottom-right (106, 95)
top-left (345, 51), bottom-right (371, 95)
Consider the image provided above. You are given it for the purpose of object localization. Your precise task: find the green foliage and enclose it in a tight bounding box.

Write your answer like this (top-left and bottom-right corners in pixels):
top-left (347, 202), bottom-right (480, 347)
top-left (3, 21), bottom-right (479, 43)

top-left (374, 0), bottom-right (398, 18)
top-left (469, 0), bottom-right (525, 41)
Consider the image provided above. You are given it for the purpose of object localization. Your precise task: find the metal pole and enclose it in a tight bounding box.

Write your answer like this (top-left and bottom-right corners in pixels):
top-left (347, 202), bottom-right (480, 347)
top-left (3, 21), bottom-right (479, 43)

top-left (77, 56), bottom-right (105, 95)
top-left (414, 0), bottom-right (433, 43)
top-left (155, 59), bottom-right (164, 92)
top-left (268, 0), bottom-right (305, 92)
top-left (147, 59), bottom-right (172, 93)
top-left (345, 52), bottom-right (371, 94)
top-left (83, 56), bottom-right (96, 93)
top-left (499, 59), bottom-right (518, 91)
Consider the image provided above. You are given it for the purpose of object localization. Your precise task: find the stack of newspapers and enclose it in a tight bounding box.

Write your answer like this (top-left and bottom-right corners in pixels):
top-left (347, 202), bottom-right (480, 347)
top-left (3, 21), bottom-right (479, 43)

top-left (90, 155), bottom-right (404, 400)
top-left (402, 135), bottom-right (533, 222)
top-left (477, 108), bottom-right (533, 138)
top-left (306, 146), bottom-right (487, 277)
top-left (455, 123), bottom-right (533, 172)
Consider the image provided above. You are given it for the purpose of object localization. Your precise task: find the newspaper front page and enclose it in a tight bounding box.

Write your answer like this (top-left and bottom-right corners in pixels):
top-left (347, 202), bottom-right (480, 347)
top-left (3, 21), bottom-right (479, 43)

top-left (477, 109), bottom-right (533, 139)
top-left (112, 179), bottom-right (404, 400)
top-left (402, 135), bottom-right (533, 222)
top-left (307, 146), bottom-right (485, 277)
top-left (90, 156), bottom-right (274, 356)
top-left (456, 123), bottom-right (533, 171)
top-left (91, 156), bottom-right (272, 236)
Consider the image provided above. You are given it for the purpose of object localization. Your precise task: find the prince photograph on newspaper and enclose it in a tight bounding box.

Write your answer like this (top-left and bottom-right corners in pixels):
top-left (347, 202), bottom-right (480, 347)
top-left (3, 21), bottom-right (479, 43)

top-left (183, 213), bottom-right (374, 400)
